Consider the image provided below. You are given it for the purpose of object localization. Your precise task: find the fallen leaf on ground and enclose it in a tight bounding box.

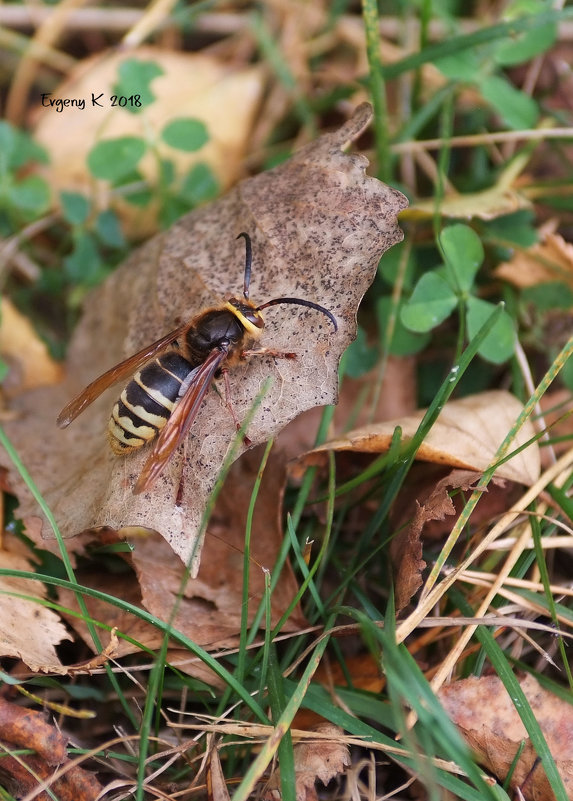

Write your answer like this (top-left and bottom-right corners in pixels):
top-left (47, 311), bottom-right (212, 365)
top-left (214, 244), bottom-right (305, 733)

top-left (306, 390), bottom-right (540, 486)
top-left (439, 673), bottom-right (573, 801)
top-left (5, 103), bottom-right (407, 569)
top-left (32, 46), bottom-right (264, 236)
top-left (300, 390), bottom-right (540, 612)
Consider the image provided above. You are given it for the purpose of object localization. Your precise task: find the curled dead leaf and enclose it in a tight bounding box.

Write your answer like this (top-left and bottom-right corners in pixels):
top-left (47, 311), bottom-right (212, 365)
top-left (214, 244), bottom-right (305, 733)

top-left (5, 103), bottom-right (407, 570)
top-left (306, 390), bottom-right (541, 486)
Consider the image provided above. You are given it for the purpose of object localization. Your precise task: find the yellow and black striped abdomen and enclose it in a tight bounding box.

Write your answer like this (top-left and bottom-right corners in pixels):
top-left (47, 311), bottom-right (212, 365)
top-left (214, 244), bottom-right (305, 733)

top-left (108, 351), bottom-right (193, 454)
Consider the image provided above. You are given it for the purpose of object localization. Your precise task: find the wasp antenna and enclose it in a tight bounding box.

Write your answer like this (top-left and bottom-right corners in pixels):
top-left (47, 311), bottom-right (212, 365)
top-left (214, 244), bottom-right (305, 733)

top-left (237, 232), bottom-right (252, 300)
top-left (257, 297), bottom-right (338, 332)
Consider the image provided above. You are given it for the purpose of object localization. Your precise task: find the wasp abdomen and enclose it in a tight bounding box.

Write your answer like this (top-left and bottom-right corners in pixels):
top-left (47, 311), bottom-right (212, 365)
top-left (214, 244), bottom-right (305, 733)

top-left (108, 351), bottom-right (193, 454)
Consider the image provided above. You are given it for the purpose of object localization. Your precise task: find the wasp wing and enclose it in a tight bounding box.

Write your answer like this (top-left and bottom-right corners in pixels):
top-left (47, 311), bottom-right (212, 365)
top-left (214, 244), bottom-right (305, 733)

top-left (57, 322), bottom-right (191, 428)
top-left (134, 347), bottom-right (228, 494)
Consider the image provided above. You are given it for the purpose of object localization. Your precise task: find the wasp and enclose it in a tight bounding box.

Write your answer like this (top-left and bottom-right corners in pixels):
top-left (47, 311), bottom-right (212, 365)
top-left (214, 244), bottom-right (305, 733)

top-left (57, 233), bottom-right (337, 494)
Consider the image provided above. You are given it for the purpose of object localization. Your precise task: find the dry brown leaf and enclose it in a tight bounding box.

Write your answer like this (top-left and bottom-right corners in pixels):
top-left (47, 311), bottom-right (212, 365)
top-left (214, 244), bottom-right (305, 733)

top-left (0, 298), bottom-right (63, 396)
top-left (495, 227), bottom-right (573, 289)
top-left (308, 390), bottom-right (540, 486)
top-left (32, 46), bottom-right (264, 235)
top-left (5, 103), bottom-right (407, 569)
top-left (439, 674), bottom-right (573, 801)
top-left (0, 539), bottom-right (71, 673)
top-left (404, 470), bottom-right (517, 543)
top-left (266, 723), bottom-right (350, 801)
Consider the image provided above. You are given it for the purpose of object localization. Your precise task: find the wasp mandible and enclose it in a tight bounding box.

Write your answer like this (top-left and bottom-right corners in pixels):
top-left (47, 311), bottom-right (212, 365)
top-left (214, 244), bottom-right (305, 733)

top-left (57, 233), bottom-right (337, 494)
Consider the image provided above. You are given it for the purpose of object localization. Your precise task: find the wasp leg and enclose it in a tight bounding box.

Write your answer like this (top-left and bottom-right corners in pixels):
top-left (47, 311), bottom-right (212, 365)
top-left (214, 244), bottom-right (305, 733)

top-left (222, 369), bottom-right (252, 447)
top-left (175, 436), bottom-right (188, 507)
top-left (242, 347), bottom-right (297, 360)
